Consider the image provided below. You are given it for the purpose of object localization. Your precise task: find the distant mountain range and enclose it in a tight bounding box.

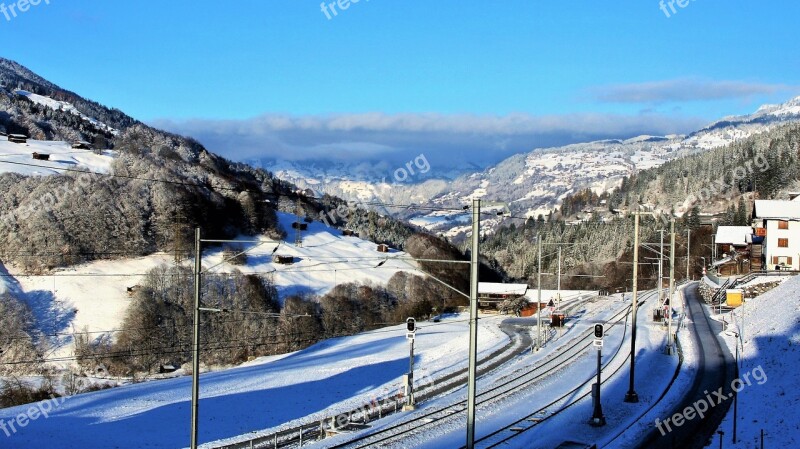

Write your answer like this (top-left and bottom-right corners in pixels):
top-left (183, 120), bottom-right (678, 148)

top-left (273, 96), bottom-right (800, 238)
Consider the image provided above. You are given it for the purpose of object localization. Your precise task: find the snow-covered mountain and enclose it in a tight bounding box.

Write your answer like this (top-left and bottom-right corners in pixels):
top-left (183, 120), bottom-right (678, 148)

top-left (270, 96), bottom-right (800, 238)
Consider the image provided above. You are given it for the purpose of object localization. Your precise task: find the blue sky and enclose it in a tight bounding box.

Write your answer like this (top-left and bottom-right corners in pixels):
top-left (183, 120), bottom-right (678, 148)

top-left (2, 0), bottom-right (799, 167)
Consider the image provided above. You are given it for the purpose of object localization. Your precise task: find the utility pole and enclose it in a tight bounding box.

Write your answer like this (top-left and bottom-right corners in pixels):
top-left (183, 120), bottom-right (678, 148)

top-left (537, 234), bottom-right (543, 349)
top-left (712, 234), bottom-right (716, 263)
top-left (557, 246), bottom-right (562, 310)
top-left (191, 228), bottom-right (201, 449)
top-left (466, 199), bottom-right (480, 449)
top-left (294, 199), bottom-right (303, 247)
top-left (733, 336), bottom-right (740, 444)
top-left (686, 229), bottom-right (692, 280)
top-left (625, 212), bottom-right (641, 403)
top-left (658, 229), bottom-right (665, 307)
top-left (667, 219), bottom-right (676, 355)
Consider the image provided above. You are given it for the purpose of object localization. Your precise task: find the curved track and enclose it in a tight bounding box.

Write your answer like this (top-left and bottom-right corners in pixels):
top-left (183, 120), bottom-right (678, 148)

top-left (214, 319), bottom-right (532, 449)
top-left (324, 293), bottom-right (654, 449)
top-left (635, 283), bottom-right (735, 449)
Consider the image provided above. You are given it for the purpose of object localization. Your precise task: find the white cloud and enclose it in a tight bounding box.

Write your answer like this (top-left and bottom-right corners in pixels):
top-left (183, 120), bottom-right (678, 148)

top-left (591, 78), bottom-right (796, 104)
top-left (152, 111), bottom-right (706, 169)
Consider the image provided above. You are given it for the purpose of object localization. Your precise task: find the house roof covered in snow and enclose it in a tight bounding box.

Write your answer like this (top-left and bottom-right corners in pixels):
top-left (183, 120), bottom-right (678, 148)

top-left (715, 226), bottom-right (753, 245)
top-left (478, 282), bottom-right (528, 296)
top-left (754, 200), bottom-right (800, 220)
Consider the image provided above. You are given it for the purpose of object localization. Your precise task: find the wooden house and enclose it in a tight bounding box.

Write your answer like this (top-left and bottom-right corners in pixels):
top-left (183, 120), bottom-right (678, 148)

top-left (377, 244), bottom-right (390, 253)
top-left (32, 152), bottom-right (50, 161)
top-left (8, 134), bottom-right (27, 144)
top-left (478, 282), bottom-right (528, 310)
top-left (72, 141), bottom-right (92, 150)
top-left (274, 255), bottom-right (295, 265)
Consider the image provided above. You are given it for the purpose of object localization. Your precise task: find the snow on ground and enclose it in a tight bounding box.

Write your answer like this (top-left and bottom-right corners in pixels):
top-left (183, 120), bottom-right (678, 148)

top-left (0, 315), bottom-right (508, 449)
top-left (714, 274), bottom-right (800, 448)
top-left (6, 213), bottom-right (418, 361)
top-left (737, 275), bottom-right (791, 288)
top-left (314, 290), bottom-right (681, 449)
top-left (0, 137), bottom-right (115, 176)
top-left (14, 90), bottom-right (119, 135)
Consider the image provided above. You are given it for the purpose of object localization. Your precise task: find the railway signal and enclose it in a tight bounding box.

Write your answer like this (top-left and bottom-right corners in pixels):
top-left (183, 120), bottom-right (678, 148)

top-left (591, 323), bottom-right (607, 427)
top-left (404, 318), bottom-right (417, 411)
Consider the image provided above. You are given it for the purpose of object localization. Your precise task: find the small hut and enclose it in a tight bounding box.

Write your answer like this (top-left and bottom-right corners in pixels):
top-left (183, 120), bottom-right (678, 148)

top-left (274, 255), bottom-right (295, 265)
top-left (9, 134), bottom-right (27, 144)
top-left (32, 152), bottom-right (50, 161)
top-left (72, 141), bottom-right (92, 150)
top-left (377, 244), bottom-right (390, 253)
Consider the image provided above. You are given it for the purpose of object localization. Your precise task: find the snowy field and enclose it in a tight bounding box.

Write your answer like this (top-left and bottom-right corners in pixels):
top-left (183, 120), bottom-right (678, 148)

top-left (0, 315), bottom-right (508, 449)
top-left (5, 212), bottom-right (419, 361)
top-left (0, 137), bottom-right (115, 177)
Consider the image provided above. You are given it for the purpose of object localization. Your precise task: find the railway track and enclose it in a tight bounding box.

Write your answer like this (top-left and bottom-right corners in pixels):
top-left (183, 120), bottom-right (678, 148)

top-left (213, 317), bottom-right (533, 449)
top-left (321, 292), bottom-right (655, 449)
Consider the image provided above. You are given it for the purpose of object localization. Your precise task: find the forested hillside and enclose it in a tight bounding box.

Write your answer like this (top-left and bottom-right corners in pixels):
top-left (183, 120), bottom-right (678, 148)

top-left (482, 123), bottom-right (800, 292)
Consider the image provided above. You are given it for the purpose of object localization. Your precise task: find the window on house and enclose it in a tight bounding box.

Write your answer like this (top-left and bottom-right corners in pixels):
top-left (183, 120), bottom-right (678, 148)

top-left (778, 238), bottom-right (789, 248)
top-left (779, 220), bottom-right (789, 230)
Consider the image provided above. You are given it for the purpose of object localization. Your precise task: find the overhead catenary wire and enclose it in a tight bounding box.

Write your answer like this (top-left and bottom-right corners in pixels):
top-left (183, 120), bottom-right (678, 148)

top-left (0, 317), bottom-right (473, 366)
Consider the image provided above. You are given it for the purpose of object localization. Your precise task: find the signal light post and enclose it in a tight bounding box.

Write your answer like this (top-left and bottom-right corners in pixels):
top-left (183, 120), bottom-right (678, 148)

top-left (591, 324), bottom-right (607, 427)
top-left (404, 318), bottom-right (417, 411)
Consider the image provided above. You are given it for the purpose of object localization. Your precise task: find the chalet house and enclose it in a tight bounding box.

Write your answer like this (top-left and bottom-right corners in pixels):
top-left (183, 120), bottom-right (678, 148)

top-left (273, 255), bottom-right (295, 265)
top-left (713, 226), bottom-right (762, 276)
top-left (377, 244), bottom-right (390, 253)
top-left (715, 226), bottom-right (752, 258)
top-left (72, 141), bottom-right (92, 150)
top-left (753, 200), bottom-right (800, 271)
top-left (8, 134), bottom-right (27, 144)
top-left (478, 282), bottom-right (528, 309)
top-left (32, 152), bottom-right (50, 161)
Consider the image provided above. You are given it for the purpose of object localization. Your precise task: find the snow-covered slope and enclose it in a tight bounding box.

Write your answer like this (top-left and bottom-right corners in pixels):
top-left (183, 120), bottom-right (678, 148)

top-left (715, 274), bottom-right (800, 448)
top-left (14, 90), bottom-right (119, 135)
top-left (0, 314), bottom-right (508, 449)
top-left (0, 137), bottom-right (115, 176)
top-left (7, 212), bottom-right (419, 360)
